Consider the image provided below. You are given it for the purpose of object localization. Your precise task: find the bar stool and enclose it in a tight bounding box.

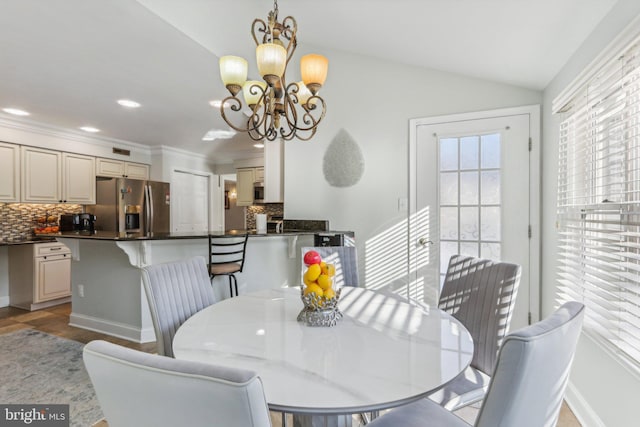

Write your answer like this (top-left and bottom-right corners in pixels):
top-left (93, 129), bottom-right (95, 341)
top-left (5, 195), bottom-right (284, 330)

top-left (208, 234), bottom-right (249, 297)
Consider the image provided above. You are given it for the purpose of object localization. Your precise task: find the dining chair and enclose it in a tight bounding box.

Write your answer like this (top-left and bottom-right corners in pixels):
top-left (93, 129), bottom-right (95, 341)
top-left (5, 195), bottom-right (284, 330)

top-left (209, 233), bottom-right (249, 297)
top-left (83, 340), bottom-right (272, 427)
top-left (301, 246), bottom-right (359, 287)
top-left (142, 256), bottom-right (216, 357)
top-left (428, 254), bottom-right (521, 411)
top-left (367, 301), bottom-right (585, 427)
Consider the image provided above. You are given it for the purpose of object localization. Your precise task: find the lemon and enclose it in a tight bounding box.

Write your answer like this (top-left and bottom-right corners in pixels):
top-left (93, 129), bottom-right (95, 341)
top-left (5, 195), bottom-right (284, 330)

top-left (303, 273), bottom-right (316, 287)
top-left (306, 264), bottom-right (321, 281)
top-left (326, 264), bottom-right (336, 277)
top-left (324, 288), bottom-right (336, 299)
top-left (304, 283), bottom-right (323, 297)
top-left (317, 274), bottom-right (332, 290)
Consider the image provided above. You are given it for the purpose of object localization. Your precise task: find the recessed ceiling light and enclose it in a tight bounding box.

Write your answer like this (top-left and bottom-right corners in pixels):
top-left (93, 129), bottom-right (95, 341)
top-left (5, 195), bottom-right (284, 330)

top-left (209, 100), bottom-right (232, 108)
top-left (80, 126), bottom-right (100, 133)
top-left (117, 99), bottom-right (141, 108)
top-left (202, 129), bottom-right (236, 141)
top-left (253, 143), bottom-right (265, 148)
top-left (2, 108), bottom-right (30, 116)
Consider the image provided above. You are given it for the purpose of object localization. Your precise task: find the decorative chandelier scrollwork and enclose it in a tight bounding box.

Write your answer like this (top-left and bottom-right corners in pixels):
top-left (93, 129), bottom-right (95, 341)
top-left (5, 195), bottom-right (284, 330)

top-left (218, 0), bottom-right (328, 141)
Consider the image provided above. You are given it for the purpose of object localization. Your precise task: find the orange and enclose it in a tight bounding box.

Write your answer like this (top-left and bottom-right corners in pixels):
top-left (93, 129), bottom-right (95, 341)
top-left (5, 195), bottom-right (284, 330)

top-left (326, 264), bottom-right (336, 277)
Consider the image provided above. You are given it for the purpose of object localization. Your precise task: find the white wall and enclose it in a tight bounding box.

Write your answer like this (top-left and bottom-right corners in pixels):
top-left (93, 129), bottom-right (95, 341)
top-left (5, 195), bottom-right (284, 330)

top-left (285, 46), bottom-right (541, 291)
top-left (542, 1), bottom-right (640, 425)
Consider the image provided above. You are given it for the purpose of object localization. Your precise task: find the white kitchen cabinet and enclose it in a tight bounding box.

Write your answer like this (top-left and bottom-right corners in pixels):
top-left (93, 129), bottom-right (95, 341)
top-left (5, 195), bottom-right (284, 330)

top-left (21, 146), bottom-right (62, 203)
top-left (9, 242), bottom-right (72, 311)
top-left (236, 168), bottom-right (255, 206)
top-left (264, 141), bottom-right (284, 203)
top-left (21, 146), bottom-right (96, 203)
top-left (96, 158), bottom-right (149, 179)
top-left (63, 152), bottom-right (96, 203)
top-left (254, 167), bottom-right (264, 182)
top-left (0, 141), bottom-right (20, 202)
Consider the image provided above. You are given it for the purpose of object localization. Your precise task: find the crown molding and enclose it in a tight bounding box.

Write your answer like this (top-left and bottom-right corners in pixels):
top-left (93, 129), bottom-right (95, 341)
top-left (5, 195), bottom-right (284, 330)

top-left (150, 144), bottom-right (208, 160)
top-left (0, 115), bottom-right (151, 153)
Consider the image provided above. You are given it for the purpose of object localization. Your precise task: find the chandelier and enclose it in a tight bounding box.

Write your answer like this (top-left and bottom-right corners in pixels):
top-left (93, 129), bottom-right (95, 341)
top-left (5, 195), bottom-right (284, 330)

top-left (218, 0), bottom-right (328, 141)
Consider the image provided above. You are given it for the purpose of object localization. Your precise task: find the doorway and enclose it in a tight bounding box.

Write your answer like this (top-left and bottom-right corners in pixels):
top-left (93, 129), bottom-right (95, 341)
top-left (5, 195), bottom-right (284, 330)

top-left (408, 105), bottom-right (540, 329)
top-left (172, 170), bottom-right (212, 233)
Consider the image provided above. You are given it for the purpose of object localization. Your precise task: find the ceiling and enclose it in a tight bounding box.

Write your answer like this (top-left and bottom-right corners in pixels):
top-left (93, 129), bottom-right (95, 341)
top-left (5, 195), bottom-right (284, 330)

top-left (0, 0), bottom-right (618, 164)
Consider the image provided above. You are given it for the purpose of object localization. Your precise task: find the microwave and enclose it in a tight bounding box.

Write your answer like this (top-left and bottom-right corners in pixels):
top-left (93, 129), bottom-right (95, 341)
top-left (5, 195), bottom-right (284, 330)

top-left (253, 182), bottom-right (264, 203)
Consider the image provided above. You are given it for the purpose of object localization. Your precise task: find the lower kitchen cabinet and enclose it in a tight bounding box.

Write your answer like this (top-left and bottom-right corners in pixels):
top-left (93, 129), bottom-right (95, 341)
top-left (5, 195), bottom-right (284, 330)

top-left (9, 242), bottom-right (72, 310)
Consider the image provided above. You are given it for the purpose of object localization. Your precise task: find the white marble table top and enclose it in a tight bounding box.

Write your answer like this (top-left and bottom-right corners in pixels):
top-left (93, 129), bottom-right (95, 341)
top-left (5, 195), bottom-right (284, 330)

top-left (173, 287), bottom-right (473, 415)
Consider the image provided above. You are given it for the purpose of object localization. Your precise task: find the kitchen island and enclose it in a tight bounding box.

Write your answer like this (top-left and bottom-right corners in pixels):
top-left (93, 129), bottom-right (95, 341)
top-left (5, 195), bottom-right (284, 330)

top-left (49, 229), bottom-right (353, 342)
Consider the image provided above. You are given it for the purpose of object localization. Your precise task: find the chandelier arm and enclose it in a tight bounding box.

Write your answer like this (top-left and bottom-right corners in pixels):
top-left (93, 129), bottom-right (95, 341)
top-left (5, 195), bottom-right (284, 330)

top-left (220, 96), bottom-right (253, 133)
top-left (251, 18), bottom-right (268, 45)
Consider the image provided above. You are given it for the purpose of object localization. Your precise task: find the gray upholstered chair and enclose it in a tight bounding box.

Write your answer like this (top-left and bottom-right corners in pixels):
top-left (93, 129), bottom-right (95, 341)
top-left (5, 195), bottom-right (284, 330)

top-left (142, 256), bottom-right (216, 357)
top-left (301, 246), bottom-right (359, 287)
top-left (367, 301), bottom-right (585, 427)
top-left (83, 340), bottom-right (272, 427)
top-left (428, 255), bottom-right (521, 410)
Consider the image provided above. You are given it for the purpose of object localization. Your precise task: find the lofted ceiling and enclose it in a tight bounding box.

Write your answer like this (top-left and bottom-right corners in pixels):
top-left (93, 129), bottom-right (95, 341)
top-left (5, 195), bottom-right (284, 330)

top-left (0, 0), bottom-right (618, 164)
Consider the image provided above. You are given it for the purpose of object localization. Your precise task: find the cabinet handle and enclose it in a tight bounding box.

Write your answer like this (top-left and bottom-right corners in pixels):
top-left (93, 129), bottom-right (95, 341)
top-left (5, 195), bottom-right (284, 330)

top-left (50, 247), bottom-right (61, 251)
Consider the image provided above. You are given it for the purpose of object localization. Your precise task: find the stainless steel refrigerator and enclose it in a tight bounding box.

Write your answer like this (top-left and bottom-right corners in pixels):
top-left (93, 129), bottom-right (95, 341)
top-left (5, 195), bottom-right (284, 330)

top-left (86, 177), bottom-right (170, 234)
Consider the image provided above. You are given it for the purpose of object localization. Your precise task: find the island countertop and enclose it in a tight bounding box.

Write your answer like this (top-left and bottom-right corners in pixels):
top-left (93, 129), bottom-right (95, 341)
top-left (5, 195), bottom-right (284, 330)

top-left (28, 229), bottom-right (354, 241)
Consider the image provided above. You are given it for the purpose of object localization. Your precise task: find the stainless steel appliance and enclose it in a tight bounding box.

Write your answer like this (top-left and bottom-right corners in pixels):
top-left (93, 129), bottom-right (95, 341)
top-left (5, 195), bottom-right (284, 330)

top-left (253, 181), bottom-right (264, 204)
top-left (86, 177), bottom-right (170, 234)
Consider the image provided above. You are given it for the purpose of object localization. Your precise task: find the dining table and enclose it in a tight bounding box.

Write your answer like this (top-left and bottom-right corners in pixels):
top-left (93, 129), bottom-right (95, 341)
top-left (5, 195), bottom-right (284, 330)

top-left (172, 286), bottom-right (474, 427)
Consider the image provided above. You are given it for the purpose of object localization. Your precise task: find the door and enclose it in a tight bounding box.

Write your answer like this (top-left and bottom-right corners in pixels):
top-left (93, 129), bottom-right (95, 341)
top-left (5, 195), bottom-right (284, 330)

top-left (409, 106), bottom-right (540, 329)
top-left (147, 181), bottom-right (170, 233)
top-left (172, 170), bottom-right (210, 233)
top-left (35, 255), bottom-right (71, 302)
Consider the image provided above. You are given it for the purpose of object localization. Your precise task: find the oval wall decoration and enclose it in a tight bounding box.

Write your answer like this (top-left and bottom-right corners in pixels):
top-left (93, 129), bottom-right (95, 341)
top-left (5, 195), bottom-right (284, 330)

top-left (322, 128), bottom-right (365, 187)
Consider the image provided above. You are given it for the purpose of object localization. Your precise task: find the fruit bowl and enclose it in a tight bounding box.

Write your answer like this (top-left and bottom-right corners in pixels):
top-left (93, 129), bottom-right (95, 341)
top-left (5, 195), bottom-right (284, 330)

top-left (297, 249), bottom-right (343, 327)
top-left (297, 286), bottom-right (343, 327)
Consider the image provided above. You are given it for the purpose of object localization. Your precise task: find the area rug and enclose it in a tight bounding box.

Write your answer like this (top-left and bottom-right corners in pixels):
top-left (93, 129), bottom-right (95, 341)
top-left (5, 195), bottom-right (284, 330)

top-left (0, 329), bottom-right (103, 427)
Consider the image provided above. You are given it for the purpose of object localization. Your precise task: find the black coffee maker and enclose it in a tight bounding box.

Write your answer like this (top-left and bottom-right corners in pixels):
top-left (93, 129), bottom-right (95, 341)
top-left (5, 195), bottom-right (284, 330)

top-left (78, 213), bottom-right (96, 232)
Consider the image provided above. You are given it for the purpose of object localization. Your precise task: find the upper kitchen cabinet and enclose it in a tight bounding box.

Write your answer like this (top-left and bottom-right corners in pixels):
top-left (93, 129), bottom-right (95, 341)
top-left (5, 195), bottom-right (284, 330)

top-left (96, 158), bottom-right (149, 179)
top-left (21, 146), bottom-right (96, 203)
top-left (236, 167), bottom-right (256, 206)
top-left (0, 142), bottom-right (20, 202)
top-left (62, 153), bottom-right (96, 203)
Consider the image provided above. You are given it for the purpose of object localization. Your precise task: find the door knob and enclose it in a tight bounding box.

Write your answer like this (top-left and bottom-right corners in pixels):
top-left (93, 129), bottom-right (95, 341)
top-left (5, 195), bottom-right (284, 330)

top-left (418, 238), bottom-right (433, 247)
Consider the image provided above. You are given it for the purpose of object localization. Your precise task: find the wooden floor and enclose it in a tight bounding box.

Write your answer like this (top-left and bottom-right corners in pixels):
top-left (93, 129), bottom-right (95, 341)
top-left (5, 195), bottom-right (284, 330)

top-left (0, 302), bottom-right (582, 426)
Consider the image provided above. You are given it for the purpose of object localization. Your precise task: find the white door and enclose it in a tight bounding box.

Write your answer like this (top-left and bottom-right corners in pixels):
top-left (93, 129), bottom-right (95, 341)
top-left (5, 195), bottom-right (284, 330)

top-left (409, 106), bottom-right (540, 329)
top-left (172, 171), bottom-right (210, 233)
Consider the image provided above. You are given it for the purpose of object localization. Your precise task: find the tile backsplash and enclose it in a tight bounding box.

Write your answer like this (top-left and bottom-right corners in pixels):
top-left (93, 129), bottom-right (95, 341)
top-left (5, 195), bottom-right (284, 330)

top-left (246, 204), bottom-right (284, 229)
top-left (0, 203), bottom-right (83, 242)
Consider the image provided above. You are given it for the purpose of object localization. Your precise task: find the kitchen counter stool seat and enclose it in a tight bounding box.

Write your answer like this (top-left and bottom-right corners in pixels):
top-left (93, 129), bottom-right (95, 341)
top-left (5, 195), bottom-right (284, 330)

top-left (209, 234), bottom-right (249, 298)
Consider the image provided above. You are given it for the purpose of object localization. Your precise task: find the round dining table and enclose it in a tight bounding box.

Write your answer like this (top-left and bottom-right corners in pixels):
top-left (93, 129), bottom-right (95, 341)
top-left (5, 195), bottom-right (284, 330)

top-left (172, 287), bottom-right (473, 421)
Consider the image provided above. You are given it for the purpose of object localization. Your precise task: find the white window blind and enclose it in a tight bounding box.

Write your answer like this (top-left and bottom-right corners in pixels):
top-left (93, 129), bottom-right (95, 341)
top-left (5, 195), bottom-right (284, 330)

top-left (557, 40), bottom-right (640, 368)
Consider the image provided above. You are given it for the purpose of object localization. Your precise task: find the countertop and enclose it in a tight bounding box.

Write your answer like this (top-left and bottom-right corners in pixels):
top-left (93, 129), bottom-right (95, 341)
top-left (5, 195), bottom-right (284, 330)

top-left (2, 229), bottom-right (354, 242)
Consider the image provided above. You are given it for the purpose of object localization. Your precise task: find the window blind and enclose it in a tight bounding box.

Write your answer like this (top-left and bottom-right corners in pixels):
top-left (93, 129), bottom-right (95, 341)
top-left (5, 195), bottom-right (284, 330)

top-left (557, 41), bottom-right (640, 368)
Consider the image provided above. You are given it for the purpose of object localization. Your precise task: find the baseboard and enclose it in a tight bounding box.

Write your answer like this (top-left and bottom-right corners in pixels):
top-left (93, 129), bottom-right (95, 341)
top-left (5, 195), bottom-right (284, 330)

top-left (565, 381), bottom-right (606, 427)
top-left (69, 312), bottom-right (156, 344)
top-left (0, 296), bottom-right (9, 308)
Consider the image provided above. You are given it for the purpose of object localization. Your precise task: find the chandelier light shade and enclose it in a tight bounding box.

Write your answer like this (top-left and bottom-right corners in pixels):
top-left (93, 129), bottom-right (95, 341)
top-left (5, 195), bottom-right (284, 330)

top-left (218, 0), bottom-right (328, 141)
top-left (256, 43), bottom-right (287, 82)
top-left (300, 54), bottom-right (329, 94)
top-left (219, 56), bottom-right (248, 96)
